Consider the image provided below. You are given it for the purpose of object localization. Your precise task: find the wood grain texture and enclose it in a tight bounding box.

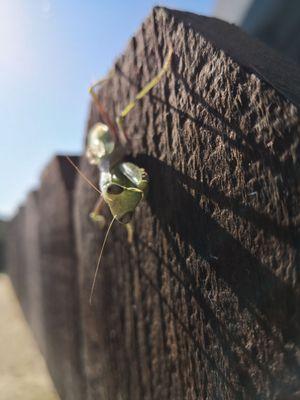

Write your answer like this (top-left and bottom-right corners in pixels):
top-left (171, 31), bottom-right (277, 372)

top-left (74, 7), bottom-right (300, 400)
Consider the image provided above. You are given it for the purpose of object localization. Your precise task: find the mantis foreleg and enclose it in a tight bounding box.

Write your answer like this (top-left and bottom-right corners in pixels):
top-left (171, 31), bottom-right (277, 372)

top-left (116, 48), bottom-right (173, 133)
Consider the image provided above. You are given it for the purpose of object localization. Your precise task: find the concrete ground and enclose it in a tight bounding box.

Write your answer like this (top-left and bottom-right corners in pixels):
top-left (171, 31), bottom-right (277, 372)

top-left (0, 273), bottom-right (59, 400)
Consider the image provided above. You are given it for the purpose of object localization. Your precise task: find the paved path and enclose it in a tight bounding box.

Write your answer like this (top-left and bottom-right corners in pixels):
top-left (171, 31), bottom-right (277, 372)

top-left (0, 274), bottom-right (59, 400)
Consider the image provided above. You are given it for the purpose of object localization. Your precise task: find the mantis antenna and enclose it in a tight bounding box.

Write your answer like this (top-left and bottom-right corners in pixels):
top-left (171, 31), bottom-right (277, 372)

top-left (89, 215), bottom-right (117, 305)
top-left (66, 156), bottom-right (102, 195)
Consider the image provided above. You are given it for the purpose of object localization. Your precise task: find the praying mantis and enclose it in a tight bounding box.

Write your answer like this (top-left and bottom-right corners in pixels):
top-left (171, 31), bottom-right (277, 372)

top-left (67, 48), bottom-right (173, 303)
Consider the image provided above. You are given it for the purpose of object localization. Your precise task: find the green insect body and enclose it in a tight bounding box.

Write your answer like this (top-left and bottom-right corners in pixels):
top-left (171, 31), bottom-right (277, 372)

top-left (85, 125), bottom-right (149, 303)
top-left (86, 48), bottom-right (174, 225)
top-left (85, 120), bottom-right (149, 226)
top-left (100, 162), bottom-right (148, 224)
top-left (68, 48), bottom-right (173, 302)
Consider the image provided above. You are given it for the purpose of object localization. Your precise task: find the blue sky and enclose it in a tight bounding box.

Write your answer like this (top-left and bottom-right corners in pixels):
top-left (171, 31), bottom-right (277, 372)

top-left (0, 0), bottom-right (215, 218)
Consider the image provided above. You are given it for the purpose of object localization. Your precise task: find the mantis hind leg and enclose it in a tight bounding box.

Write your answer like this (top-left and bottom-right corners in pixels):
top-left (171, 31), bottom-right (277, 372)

top-left (88, 77), bottom-right (119, 142)
top-left (116, 48), bottom-right (173, 134)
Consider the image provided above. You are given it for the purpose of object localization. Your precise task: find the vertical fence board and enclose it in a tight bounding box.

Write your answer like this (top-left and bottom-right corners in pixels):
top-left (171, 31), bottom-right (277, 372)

top-left (74, 7), bottom-right (300, 400)
top-left (38, 156), bottom-right (85, 400)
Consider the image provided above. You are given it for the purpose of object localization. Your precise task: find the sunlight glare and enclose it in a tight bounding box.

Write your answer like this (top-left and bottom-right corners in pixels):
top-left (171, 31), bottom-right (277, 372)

top-left (0, 0), bottom-right (32, 82)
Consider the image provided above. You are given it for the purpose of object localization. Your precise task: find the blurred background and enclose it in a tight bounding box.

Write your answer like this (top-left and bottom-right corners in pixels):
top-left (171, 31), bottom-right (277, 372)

top-left (0, 0), bottom-right (299, 398)
top-left (1, 0), bottom-right (300, 222)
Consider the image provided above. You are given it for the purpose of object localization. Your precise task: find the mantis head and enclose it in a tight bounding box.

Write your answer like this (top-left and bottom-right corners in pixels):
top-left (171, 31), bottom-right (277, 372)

top-left (102, 182), bottom-right (144, 224)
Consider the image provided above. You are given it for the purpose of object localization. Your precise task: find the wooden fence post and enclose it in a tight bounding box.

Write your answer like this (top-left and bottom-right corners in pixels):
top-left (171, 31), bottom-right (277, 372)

top-left (38, 155), bottom-right (85, 400)
top-left (74, 7), bottom-right (300, 400)
top-left (21, 190), bottom-right (46, 353)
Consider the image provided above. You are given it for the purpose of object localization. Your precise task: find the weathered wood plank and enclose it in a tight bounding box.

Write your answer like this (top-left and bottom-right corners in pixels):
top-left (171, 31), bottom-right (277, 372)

top-left (6, 156), bottom-right (86, 399)
top-left (22, 190), bottom-right (46, 354)
top-left (38, 155), bottom-right (85, 400)
top-left (74, 7), bottom-right (300, 400)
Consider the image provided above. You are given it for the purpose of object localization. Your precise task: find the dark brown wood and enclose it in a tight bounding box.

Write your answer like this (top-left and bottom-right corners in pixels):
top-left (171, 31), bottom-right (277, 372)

top-left (21, 191), bottom-right (47, 354)
top-left (74, 7), bottom-right (300, 400)
top-left (6, 156), bottom-right (86, 399)
top-left (38, 155), bottom-right (85, 400)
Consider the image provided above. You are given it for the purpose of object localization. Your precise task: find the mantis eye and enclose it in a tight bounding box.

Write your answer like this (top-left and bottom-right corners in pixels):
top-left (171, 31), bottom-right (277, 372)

top-left (107, 184), bottom-right (124, 195)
